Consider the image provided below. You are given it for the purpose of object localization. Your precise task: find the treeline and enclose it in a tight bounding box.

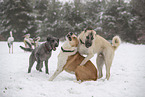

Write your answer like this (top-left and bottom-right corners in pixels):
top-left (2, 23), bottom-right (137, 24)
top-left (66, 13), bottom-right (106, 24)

top-left (0, 0), bottom-right (145, 43)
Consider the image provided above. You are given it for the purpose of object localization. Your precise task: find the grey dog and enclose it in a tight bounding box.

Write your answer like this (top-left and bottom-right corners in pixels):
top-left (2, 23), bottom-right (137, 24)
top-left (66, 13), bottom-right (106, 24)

top-left (28, 35), bottom-right (59, 74)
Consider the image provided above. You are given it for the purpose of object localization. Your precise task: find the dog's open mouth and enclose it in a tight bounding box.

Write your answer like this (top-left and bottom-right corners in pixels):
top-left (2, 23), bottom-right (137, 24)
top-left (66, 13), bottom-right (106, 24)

top-left (85, 42), bottom-right (92, 48)
top-left (67, 35), bottom-right (72, 41)
top-left (52, 43), bottom-right (59, 51)
top-left (66, 32), bottom-right (73, 41)
top-left (53, 47), bottom-right (56, 51)
top-left (68, 36), bottom-right (72, 41)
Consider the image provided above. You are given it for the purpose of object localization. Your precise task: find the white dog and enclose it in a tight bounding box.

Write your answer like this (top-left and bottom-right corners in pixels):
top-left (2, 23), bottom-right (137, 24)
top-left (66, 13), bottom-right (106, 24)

top-left (78, 27), bottom-right (121, 80)
top-left (49, 32), bottom-right (78, 81)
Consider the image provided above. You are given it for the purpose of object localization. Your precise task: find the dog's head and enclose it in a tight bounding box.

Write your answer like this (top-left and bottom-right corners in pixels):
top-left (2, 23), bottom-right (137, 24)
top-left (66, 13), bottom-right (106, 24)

top-left (66, 32), bottom-right (79, 47)
top-left (83, 27), bottom-right (96, 48)
top-left (33, 36), bottom-right (40, 42)
top-left (23, 34), bottom-right (30, 38)
top-left (46, 35), bottom-right (59, 51)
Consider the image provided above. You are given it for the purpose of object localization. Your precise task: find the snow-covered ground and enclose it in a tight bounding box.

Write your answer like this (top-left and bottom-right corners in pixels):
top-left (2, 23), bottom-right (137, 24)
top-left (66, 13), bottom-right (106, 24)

top-left (0, 41), bottom-right (145, 97)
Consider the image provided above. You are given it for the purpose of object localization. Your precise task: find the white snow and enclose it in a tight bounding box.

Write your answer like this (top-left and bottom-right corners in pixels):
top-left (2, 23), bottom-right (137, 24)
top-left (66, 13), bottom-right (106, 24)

top-left (0, 41), bottom-right (145, 97)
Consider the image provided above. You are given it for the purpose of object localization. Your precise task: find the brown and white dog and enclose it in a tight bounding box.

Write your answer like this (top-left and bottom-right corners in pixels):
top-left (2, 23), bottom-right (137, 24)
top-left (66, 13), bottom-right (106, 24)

top-left (65, 52), bottom-right (97, 81)
top-left (78, 27), bottom-right (121, 80)
top-left (23, 34), bottom-right (33, 48)
top-left (49, 32), bottom-right (97, 82)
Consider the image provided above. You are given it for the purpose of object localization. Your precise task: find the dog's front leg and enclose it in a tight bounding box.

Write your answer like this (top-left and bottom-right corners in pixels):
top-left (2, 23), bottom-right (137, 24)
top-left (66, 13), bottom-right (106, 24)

top-left (80, 53), bottom-right (94, 66)
top-left (49, 65), bottom-right (64, 81)
top-left (45, 60), bottom-right (49, 74)
top-left (28, 54), bottom-right (35, 73)
top-left (36, 53), bottom-right (43, 72)
top-left (36, 60), bottom-right (43, 72)
top-left (12, 43), bottom-right (13, 54)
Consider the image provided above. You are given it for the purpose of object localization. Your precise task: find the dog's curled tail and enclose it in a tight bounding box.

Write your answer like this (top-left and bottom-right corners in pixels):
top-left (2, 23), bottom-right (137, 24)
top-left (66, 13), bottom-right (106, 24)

top-left (112, 36), bottom-right (121, 50)
top-left (19, 46), bottom-right (33, 52)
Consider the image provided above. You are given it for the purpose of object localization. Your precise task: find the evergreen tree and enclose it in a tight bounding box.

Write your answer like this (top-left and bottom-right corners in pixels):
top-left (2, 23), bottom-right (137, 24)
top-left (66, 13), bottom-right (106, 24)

top-left (131, 0), bottom-right (145, 20)
top-left (34, 0), bottom-right (49, 39)
top-left (34, 0), bottom-right (64, 39)
top-left (0, 0), bottom-right (144, 43)
top-left (82, 0), bottom-right (102, 31)
top-left (1, 0), bottom-right (36, 41)
top-left (101, 1), bottom-right (142, 42)
top-left (45, 0), bottom-right (62, 38)
top-left (0, 1), bottom-right (5, 35)
top-left (130, 0), bottom-right (145, 43)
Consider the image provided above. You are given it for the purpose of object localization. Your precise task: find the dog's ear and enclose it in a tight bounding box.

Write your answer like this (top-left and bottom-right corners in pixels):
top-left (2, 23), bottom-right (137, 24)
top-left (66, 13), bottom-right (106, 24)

top-left (85, 26), bottom-right (93, 32)
top-left (47, 36), bottom-right (51, 42)
top-left (57, 39), bottom-right (59, 43)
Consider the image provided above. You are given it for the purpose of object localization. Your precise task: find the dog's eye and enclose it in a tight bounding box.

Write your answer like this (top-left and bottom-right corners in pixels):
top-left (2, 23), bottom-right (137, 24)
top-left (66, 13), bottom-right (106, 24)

top-left (52, 40), bottom-right (54, 42)
top-left (91, 36), bottom-right (94, 40)
top-left (73, 37), bottom-right (76, 39)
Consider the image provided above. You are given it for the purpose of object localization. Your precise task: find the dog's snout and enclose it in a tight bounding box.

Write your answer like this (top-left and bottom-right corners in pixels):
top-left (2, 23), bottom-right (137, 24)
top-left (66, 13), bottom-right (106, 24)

top-left (85, 42), bottom-right (92, 48)
top-left (70, 32), bottom-right (73, 35)
top-left (66, 32), bottom-right (74, 41)
top-left (55, 43), bottom-right (58, 47)
top-left (67, 32), bottom-right (73, 37)
top-left (68, 37), bottom-right (72, 41)
top-left (68, 32), bottom-right (73, 36)
top-left (67, 35), bottom-right (72, 41)
top-left (86, 44), bottom-right (91, 48)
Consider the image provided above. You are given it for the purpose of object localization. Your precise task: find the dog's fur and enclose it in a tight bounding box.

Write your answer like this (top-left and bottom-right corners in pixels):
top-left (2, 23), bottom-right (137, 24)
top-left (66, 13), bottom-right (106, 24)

top-left (65, 52), bottom-right (97, 81)
top-left (49, 32), bottom-right (97, 81)
top-left (20, 36), bottom-right (41, 52)
top-left (23, 34), bottom-right (33, 48)
top-left (28, 35), bottom-right (59, 74)
top-left (33, 36), bottom-right (41, 48)
top-left (20, 45), bottom-right (33, 52)
top-left (49, 32), bottom-right (78, 80)
top-left (7, 31), bottom-right (14, 54)
top-left (78, 27), bottom-right (121, 80)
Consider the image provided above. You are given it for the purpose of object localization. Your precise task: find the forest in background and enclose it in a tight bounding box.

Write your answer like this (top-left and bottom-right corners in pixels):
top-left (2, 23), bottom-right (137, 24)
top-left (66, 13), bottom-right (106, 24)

top-left (0, 0), bottom-right (145, 44)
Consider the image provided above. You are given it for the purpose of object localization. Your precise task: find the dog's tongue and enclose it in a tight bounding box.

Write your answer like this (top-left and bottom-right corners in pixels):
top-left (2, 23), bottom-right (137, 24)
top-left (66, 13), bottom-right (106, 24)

top-left (53, 47), bottom-right (56, 51)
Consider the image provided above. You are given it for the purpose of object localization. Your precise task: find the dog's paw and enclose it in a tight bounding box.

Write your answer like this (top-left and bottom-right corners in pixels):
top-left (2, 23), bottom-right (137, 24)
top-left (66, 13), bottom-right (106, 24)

top-left (48, 78), bottom-right (53, 81)
top-left (46, 71), bottom-right (49, 74)
top-left (39, 69), bottom-right (42, 72)
top-left (73, 80), bottom-right (82, 84)
top-left (48, 76), bottom-right (54, 81)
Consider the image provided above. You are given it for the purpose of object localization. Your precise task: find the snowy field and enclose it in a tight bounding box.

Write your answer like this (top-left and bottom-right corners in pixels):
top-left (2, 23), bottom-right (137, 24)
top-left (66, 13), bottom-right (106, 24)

top-left (0, 41), bottom-right (145, 97)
